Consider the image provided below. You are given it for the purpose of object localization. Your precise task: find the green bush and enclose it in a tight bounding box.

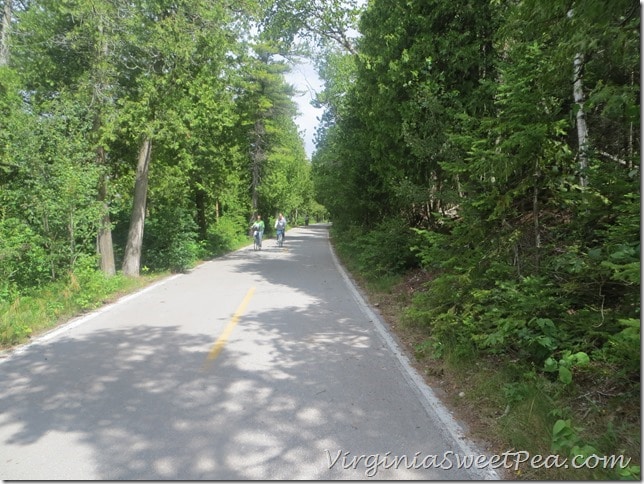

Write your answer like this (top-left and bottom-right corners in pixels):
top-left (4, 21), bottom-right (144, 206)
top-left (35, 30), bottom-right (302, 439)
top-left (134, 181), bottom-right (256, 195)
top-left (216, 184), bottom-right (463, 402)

top-left (334, 218), bottom-right (422, 280)
top-left (595, 318), bottom-right (641, 379)
top-left (0, 217), bottom-right (51, 300)
top-left (206, 214), bottom-right (249, 254)
top-left (143, 207), bottom-right (202, 273)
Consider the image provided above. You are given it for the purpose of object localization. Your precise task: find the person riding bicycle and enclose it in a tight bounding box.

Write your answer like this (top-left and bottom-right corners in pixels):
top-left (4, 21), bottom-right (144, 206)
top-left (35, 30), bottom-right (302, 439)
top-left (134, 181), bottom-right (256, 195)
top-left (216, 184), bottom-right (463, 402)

top-left (251, 215), bottom-right (265, 249)
top-left (274, 213), bottom-right (287, 245)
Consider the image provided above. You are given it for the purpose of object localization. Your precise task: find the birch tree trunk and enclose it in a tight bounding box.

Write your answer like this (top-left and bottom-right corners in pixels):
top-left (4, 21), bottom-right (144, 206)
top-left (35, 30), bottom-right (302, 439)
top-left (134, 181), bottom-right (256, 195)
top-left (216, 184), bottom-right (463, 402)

top-left (569, 8), bottom-right (589, 187)
top-left (573, 51), bottom-right (589, 187)
top-left (0, 0), bottom-right (12, 66)
top-left (122, 137), bottom-right (152, 277)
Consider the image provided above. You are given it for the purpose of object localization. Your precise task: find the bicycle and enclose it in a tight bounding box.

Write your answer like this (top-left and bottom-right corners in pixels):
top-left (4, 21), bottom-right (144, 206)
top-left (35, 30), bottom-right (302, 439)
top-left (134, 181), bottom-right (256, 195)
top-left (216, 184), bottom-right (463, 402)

top-left (250, 215), bottom-right (264, 250)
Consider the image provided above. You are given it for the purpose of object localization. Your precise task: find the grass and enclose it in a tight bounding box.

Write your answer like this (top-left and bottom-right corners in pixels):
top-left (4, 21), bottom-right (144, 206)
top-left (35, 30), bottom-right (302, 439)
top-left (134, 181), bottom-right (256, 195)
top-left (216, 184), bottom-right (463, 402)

top-left (0, 270), bottom-right (167, 349)
top-left (0, 234), bottom-right (256, 350)
top-left (332, 247), bottom-right (641, 480)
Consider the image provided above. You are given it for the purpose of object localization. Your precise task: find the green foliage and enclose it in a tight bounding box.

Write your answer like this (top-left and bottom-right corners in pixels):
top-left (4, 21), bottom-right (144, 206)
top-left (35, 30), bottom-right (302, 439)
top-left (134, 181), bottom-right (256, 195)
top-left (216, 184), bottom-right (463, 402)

top-left (206, 214), bottom-right (249, 254)
top-left (259, 0), bottom-right (363, 55)
top-left (618, 465), bottom-right (641, 481)
top-left (548, 417), bottom-right (640, 480)
top-left (414, 338), bottom-right (444, 360)
top-left (143, 206), bottom-right (202, 273)
top-left (596, 318), bottom-right (641, 378)
top-left (0, 218), bottom-right (50, 300)
top-left (1, 88), bottom-right (104, 283)
top-left (551, 418), bottom-right (598, 459)
top-left (544, 351), bottom-right (591, 385)
top-left (0, 269), bottom-right (159, 348)
top-left (333, 218), bottom-right (422, 280)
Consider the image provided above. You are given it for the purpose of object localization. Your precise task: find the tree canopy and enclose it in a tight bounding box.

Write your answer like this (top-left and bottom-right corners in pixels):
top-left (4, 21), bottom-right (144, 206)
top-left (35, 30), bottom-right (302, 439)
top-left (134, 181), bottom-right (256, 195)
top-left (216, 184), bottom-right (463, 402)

top-left (312, 0), bottom-right (639, 386)
top-left (0, 0), bottom-right (317, 288)
top-left (0, 0), bottom-right (640, 475)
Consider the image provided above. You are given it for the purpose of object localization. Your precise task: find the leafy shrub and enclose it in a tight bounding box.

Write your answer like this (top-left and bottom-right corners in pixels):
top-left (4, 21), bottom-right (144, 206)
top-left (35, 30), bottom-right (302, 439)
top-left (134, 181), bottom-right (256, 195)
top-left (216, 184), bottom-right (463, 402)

top-left (143, 207), bottom-right (202, 273)
top-left (595, 318), bottom-right (641, 379)
top-left (0, 217), bottom-right (51, 300)
top-left (470, 276), bottom-right (569, 361)
top-left (334, 218), bottom-right (422, 280)
top-left (206, 214), bottom-right (249, 254)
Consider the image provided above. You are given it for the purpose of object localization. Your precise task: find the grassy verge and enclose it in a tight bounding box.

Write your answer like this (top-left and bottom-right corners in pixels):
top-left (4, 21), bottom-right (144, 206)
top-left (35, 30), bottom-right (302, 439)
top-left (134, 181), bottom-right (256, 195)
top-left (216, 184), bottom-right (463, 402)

top-left (0, 236), bottom-right (257, 351)
top-left (332, 248), bottom-right (640, 480)
top-left (0, 270), bottom-right (168, 350)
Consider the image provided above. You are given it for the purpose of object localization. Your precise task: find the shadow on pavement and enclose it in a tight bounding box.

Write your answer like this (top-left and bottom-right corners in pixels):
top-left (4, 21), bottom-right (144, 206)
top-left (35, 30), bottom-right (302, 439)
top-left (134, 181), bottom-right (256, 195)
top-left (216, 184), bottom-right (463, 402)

top-left (0, 223), bottom-right (479, 480)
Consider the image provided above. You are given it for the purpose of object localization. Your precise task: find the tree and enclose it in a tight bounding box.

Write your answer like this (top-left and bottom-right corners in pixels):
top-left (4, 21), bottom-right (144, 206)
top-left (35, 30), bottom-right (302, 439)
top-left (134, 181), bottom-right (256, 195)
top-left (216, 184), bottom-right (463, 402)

top-left (0, 0), bottom-right (12, 66)
top-left (234, 43), bottom-right (303, 220)
top-left (260, 0), bottom-right (363, 55)
top-left (119, 0), bottom-right (241, 276)
top-left (12, 0), bottom-right (128, 276)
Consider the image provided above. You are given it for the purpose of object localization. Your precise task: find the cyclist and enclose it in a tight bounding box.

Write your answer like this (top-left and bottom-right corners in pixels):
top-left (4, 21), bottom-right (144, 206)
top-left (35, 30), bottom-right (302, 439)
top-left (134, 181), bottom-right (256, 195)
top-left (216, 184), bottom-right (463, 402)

top-left (251, 215), bottom-right (265, 249)
top-left (274, 213), bottom-right (287, 246)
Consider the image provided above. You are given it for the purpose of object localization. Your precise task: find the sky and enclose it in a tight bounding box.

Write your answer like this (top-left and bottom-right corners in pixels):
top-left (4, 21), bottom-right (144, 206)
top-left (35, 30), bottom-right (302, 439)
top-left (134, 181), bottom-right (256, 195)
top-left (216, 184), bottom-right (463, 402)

top-left (284, 59), bottom-right (325, 159)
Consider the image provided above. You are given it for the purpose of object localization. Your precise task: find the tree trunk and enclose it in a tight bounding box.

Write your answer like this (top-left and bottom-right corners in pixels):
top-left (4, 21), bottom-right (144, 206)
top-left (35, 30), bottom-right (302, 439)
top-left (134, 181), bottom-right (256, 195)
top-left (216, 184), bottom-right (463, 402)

top-left (195, 187), bottom-right (207, 240)
top-left (569, 8), bottom-right (589, 187)
top-left (93, 18), bottom-right (116, 275)
top-left (97, 167), bottom-right (116, 276)
top-left (122, 137), bottom-right (152, 277)
top-left (0, 0), bottom-right (11, 66)
top-left (573, 52), bottom-right (588, 187)
top-left (629, 71), bottom-right (634, 168)
top-left (533, 160), bottom-right (541, 274)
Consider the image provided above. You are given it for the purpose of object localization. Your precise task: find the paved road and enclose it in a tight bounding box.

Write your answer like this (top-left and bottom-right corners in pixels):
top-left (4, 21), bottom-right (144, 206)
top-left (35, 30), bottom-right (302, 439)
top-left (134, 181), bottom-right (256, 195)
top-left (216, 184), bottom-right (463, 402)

top-left (0, 224), bottom-right (498, 480)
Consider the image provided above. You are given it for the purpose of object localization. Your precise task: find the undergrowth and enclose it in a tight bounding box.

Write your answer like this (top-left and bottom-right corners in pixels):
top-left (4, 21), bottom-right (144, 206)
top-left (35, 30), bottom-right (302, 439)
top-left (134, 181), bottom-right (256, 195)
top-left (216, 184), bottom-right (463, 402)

top-left (413, 334), bottom-right (641, 480)
top-left (330, 226), bottom-right (640, 481)
top-left (0, 270), bottom-right (165, 349)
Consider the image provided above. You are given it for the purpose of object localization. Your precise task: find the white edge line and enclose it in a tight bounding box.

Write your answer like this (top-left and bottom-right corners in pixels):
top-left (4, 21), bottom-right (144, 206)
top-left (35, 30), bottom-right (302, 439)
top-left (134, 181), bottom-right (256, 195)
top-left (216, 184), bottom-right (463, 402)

top-left (326, 231), bottom-right (500, 480)
top-left (0, 273), bottom-right (182, 364)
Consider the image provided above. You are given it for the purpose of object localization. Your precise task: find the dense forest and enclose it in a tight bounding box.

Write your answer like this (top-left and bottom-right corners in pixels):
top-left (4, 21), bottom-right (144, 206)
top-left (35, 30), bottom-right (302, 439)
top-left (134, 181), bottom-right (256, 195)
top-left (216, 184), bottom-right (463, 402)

top-left (309, 0), bottom-right (640, 478)
top-left (0, 0), bottom-right (324, 294)
top-left (0, 0), bottom-right (640, 478)
top-left (314, 0), bottom-right (639, 377)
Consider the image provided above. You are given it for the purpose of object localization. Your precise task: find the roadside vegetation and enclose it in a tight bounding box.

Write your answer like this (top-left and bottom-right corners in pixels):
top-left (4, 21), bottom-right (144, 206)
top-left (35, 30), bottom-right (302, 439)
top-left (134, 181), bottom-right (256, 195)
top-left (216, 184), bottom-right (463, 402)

top-left (332, 232), bottom-right (640, 481)
top-left (0, 0), bottom-right (638, 480)
top-left (311, 0), bottom-right (639, 479)
top-left (0, 270), bottom-right (165, 349)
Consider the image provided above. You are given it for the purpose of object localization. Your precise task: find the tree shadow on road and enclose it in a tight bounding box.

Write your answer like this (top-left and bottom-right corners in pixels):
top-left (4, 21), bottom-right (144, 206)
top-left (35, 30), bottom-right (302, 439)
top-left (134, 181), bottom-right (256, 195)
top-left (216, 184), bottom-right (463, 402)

top-left (0, 224), bottom-right (480, 480)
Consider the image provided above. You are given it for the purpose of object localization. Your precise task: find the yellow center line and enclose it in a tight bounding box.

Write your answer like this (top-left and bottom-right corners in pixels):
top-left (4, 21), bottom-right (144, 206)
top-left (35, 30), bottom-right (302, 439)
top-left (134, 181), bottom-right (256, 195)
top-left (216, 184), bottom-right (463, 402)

top-left (204, 286), bottom-right (256, 364)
